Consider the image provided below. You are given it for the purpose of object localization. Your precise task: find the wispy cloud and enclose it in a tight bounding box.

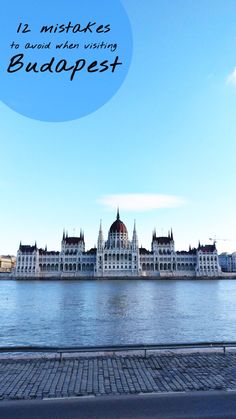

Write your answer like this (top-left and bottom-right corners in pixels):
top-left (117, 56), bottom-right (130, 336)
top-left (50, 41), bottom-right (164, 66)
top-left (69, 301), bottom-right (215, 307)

top-left (226, 68), bottom-right (236, 85)
top-left (98, 194), bottom-right (186, 212)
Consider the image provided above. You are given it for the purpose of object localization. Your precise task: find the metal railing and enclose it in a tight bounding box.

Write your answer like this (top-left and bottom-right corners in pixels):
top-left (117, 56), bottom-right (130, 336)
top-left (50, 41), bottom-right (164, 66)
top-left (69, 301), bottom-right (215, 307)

top-left (1, 341), bottom-right (236, 361)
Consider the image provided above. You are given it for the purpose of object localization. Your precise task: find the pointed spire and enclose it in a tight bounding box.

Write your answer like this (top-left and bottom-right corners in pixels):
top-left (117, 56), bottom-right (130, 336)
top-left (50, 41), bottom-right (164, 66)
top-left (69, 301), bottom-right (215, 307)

top-left (117, 207), bottom-right (120, 220)
top-left (97, 219), bottom-right (104, 249)
top-left (62, 229), bottom-right (65, 241)
top-left (132, 219), bottom-right (138, 249)
top-left (45, 244), bottom-right (47, 251)
top-left (35, 241), bottom-right (37, 249)
top-left (152, 228), bottom-right (157, 240)
top-left (66, 230), bottom-right (68, 238)
top-left (79, 229), bottom-right (84, 242)
top-left (168, 230), bottom-right (170, 238)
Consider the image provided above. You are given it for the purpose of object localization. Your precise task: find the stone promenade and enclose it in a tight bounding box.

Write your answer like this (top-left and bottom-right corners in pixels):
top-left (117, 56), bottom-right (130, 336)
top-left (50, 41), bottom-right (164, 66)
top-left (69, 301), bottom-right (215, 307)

top-left (0, 351), bottom-right (236, 401)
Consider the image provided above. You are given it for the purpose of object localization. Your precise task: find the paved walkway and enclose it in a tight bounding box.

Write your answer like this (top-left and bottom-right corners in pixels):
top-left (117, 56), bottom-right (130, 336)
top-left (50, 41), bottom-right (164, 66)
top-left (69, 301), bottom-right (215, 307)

top-left (0, 351), bottom-right (236, 401)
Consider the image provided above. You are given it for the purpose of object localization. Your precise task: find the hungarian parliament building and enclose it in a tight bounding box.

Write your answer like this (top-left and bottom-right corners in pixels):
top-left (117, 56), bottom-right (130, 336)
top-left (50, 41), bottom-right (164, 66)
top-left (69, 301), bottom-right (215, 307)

top-left (15, 211), bottom-right (222, 278)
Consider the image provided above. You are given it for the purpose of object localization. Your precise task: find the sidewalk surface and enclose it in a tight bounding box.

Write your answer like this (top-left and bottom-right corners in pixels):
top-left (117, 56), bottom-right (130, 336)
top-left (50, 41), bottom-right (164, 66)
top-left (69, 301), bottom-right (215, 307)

top-left (0, 351), bottom-right (236, 401)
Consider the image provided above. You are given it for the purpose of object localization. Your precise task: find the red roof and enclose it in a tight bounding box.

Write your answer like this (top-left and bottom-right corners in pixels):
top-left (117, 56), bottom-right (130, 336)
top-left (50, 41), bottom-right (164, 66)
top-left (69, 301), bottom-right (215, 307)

top-left (155, 237), bottom-right (172, 245)
top-left (198, 244), bottom-right (216, 253)
top-left (64, 237), bottom-right (83, 245)
top-left (109, 219), bottom-right (127, 234)
top-left (109, 210), bottom-right (128, 234)
top-left (19, 245), bottom-right (37, 253)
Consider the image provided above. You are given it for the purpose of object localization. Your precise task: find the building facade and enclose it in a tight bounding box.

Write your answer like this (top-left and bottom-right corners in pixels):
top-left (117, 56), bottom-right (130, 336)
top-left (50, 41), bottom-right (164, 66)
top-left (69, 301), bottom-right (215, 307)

top-left (15, 211), bottom-right (222, 278)
top-left (0, 255), bottom-right (16, 273)
top-left (219, 252), bottom-right (236, 272)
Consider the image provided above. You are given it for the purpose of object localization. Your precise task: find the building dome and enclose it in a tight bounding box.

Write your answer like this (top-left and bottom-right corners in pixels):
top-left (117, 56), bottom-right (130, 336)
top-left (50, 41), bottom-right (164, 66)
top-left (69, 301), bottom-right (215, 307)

top-left (109, 210), bottom-right (128, 234)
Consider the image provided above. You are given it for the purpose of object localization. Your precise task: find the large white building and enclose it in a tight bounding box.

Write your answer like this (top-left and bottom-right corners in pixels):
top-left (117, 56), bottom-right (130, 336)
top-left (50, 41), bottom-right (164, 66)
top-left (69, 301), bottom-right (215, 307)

top-left (15, 211), bottom-right (222, 278)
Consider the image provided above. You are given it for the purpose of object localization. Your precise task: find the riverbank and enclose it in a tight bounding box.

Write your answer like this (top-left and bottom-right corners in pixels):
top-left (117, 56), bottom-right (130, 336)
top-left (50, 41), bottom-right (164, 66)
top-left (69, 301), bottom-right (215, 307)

top-left (1, 274), bottom-right (236, 280)
top-left (0, 350), bottom-right (236, 401)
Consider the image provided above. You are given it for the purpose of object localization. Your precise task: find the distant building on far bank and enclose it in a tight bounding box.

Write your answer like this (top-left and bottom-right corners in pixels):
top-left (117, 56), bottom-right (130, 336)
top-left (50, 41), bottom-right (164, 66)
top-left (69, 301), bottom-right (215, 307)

top-left (0, 255), bottom-right (16, 273)
top-left (14, 211), bottom-right (222, 278)
top-left (219, 253), bottom-right (236, 272)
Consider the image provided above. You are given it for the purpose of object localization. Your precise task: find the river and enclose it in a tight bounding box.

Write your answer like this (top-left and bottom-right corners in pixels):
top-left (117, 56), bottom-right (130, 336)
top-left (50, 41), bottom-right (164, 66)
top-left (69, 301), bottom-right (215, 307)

top-left (0, 279), bottom-right (236, 346)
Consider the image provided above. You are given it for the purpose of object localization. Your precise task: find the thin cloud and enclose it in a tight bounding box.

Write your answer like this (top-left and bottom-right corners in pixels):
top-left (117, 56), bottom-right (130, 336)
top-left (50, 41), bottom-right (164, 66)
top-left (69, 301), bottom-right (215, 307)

top-left (98, 194), bottom-right (186, 212)
top-left (226, 68), bottom-right (236, 85)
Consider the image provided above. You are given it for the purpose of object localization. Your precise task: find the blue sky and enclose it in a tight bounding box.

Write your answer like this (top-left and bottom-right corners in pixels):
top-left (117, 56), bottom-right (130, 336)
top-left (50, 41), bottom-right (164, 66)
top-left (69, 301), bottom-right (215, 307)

top-left (1, 0), bottom-right (236, 255)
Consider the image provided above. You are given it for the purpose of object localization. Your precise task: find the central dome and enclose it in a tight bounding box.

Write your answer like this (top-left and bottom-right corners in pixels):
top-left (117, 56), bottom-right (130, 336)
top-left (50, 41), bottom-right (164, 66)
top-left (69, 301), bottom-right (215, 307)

top-left (109, 210), bottom-right (128, 234)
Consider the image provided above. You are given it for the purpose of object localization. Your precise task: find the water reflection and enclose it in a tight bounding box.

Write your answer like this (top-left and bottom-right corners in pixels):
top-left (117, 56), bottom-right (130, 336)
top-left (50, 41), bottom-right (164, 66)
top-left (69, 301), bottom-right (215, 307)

top-left (0, 279), bottom-right (236, 346)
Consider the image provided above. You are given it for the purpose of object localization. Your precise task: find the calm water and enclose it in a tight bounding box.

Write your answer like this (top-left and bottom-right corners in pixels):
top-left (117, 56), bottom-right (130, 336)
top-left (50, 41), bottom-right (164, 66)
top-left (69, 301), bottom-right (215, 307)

top-left (0, 279), bottom-right (236, 347)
